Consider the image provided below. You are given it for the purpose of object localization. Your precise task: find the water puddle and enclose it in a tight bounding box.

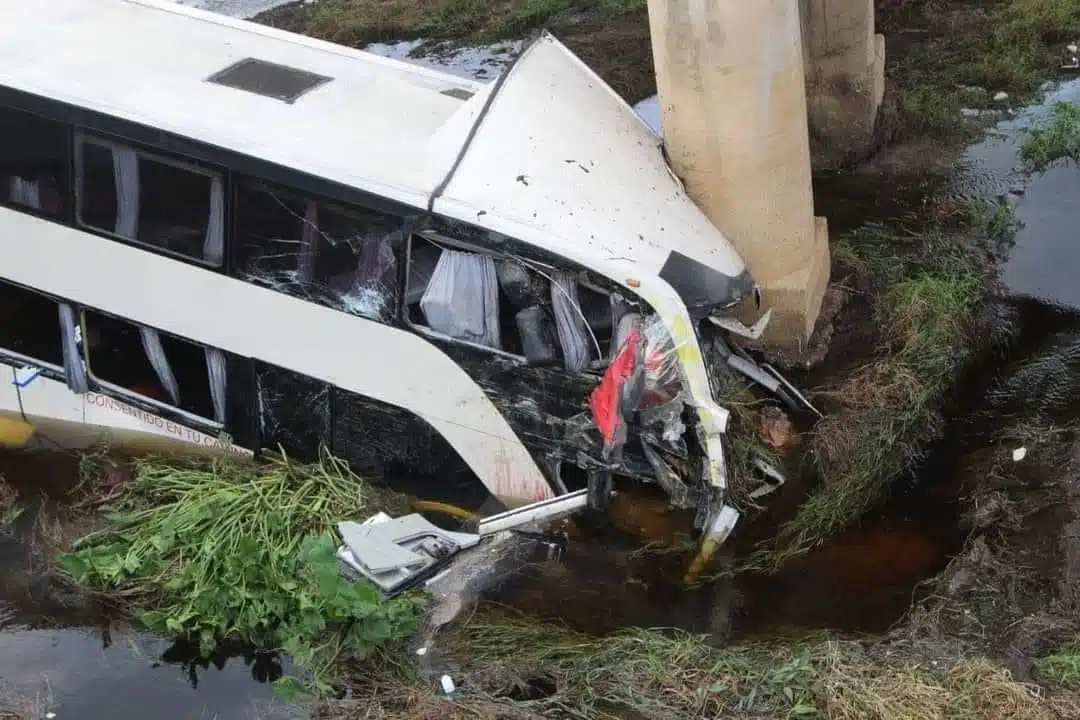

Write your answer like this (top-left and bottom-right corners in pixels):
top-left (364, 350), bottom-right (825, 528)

top-left (0, 452), bottom-right (295, 719)
top-left (364, 39), bottom-right (522, 82)
top-left (0, 626), bottom-right (289, 720)
top-left (964, 79), bottom-right (1080, 309)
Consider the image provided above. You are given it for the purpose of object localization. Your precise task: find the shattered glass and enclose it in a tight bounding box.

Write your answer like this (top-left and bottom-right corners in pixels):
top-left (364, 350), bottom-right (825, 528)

top-left (234, 184), bottom-right (403, 323)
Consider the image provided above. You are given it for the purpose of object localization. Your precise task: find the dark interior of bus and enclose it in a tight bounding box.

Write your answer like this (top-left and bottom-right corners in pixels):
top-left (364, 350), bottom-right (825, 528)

top-left (83, 309), bottom-right (216, 420)
top-left (0, 282), bottom-right (63, 367)
top-left (0, 105), bottom-right (67, 217)
top-left (404, 237), bottom-right (617, 365)
top-left (78, 140), bottom-right (216, 262)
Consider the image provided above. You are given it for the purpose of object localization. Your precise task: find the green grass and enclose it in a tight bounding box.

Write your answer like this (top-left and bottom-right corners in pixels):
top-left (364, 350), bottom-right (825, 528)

top-left (57, 449), bottom-right (425, 699)
top-left (448, 618), bottom-right (820, 718)
top-left (894, 0), bottom-right (1080, 137)
top-left (1035, 646), bottom-right (1080, 688)
top-left (331, 615), bottom-right (1062, 719)
top-left (289, 0), bottom-right (642, 48)
top-left (734, 212), bottom-right (994, 573)
top-left (1021, 101), bottom-right (1080, 170)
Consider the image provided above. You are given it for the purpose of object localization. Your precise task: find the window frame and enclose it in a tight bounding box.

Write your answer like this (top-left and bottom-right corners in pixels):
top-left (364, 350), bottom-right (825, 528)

top-left (403, 230), bottom-right (530, 363)
top-left (73, 129), bottom-right (227, 270)
top-left (78, 307), bottom-right (227, 431)
top-left (0, 102), bottom-right (74, 223)
top-left (231, 176), bottom-right (408, 321)
top-left (0, 280), bottom-right (68, 378)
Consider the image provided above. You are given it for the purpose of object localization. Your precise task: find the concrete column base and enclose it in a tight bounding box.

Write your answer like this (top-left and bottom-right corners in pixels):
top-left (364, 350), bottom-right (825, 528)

top-left (806, 26), bottom-right (886, 171)
top-left (741, 216), bottom-right (831, 346)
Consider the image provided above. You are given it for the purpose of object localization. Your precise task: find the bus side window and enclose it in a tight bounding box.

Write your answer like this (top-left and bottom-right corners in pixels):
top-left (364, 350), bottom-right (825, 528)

top-left (0, 105), bottom-right (68, 218)
top-left (233, 182), bottom-right (403, 323)
top-left (75, 135), bottom-right (225, 266)
top-left (0, 281), bottom-right (64, 367)
top-left (404, 233), bottom-right (615, 370)
top-left (81, 309), bottom-right (227, 425)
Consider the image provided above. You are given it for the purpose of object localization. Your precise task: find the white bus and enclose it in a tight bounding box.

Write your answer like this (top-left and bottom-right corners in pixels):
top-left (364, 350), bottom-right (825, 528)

top-left (0, 0), bottom-right (768, 537)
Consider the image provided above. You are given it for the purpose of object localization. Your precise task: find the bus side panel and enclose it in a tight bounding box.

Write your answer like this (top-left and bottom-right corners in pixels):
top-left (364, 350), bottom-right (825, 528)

top-left (332, 389), bottom-right (492, 510)
top-left (254, 361), bottom-right (331, 464)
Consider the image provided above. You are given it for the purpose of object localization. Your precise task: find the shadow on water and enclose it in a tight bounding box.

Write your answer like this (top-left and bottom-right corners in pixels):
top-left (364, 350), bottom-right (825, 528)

top-left (0, 452), bottom-right (295, 720)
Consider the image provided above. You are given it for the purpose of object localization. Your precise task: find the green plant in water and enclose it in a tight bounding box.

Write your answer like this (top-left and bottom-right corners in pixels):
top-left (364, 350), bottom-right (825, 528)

top-left (1022, 101), bottom-right (1080, 171)
top-left (58, 449), bottom-right (425, 699)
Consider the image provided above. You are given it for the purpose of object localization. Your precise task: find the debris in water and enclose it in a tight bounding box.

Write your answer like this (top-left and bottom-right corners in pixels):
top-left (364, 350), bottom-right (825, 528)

top-left (994, 91), bottom-right (1009, 102)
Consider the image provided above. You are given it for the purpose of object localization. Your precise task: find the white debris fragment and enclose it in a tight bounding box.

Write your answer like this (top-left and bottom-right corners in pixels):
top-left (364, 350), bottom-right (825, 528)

top-left (440, 674), bottom-right (456, 695)
top-left (1068, 43), bottom-right (1079, 54)
top-left (994, 91), bottom-right (1009, 102)
top-left (416, 646), bottom-right (428, 656)
top-left (1013, 447), bottom-right (1027, 462)
top-left (46, 714), bottom-right (57, 719)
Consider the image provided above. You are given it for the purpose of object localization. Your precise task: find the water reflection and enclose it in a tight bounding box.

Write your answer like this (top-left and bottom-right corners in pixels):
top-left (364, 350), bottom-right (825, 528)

top-left (963, 79), bottom-right (1080, 309)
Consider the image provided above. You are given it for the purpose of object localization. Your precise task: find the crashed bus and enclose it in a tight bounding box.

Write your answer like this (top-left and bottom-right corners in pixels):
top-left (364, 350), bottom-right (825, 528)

top-left (0, 0), bottom-right (800, 588)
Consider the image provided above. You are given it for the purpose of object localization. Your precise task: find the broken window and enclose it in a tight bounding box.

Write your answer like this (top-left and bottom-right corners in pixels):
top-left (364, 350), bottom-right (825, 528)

top-left (404, 232), bottom-right (620, 370)
top-left (0, 281), bottom-right (87, 393)
top-left (233, 183), bottom-right (402, 322)
top-left (0, 281), bottom-right (64, 367)
top-left (75, 134), bottom-right (225, 265)
top-left (0, 105), bottom-right (69, 217)
top-left (82, 309), bottom-right (227, 424)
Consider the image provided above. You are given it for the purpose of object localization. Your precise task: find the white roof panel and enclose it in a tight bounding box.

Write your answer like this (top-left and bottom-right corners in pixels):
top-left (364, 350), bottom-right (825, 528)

top-left (0, 0), bottom-right (752, 298)
top-left (0, 0), bottom-right (483, 208)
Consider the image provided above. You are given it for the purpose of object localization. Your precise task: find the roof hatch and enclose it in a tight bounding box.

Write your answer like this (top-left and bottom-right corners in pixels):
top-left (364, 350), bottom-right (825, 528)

top-left (206, 58), bottom-right (333, 104)
top-left (440, 87), bottom-right (475, 101)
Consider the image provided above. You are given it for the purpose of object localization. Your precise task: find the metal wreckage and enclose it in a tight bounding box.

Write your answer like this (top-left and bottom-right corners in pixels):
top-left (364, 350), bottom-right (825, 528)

top-left (333, 35), bottom-right (822, 610)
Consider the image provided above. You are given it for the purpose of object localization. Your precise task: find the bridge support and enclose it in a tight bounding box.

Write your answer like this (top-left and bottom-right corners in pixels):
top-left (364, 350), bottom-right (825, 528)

top-left (645, 0), bottom-right (830, 347)
top-left (802, 0), bottom-right (886, 168)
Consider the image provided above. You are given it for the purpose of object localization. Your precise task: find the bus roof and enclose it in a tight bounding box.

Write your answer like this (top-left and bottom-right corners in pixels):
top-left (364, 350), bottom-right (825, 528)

top-left (0, 0), bottom-right (484, 209)
top-left (1, 0), bottom-right (751, 302)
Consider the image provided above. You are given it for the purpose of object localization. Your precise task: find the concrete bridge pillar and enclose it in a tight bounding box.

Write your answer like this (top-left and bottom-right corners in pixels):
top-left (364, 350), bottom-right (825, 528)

top-left (802, 0), bottom-right (886, 168)
top-left (644, 0), bottom-right (830, 347)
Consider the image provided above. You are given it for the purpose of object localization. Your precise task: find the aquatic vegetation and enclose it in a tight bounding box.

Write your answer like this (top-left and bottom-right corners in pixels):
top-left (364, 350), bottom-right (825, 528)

top-left (1022, 101), bottom-right (1080, 171)
top-left (57, 449), bottom-right (425, 698)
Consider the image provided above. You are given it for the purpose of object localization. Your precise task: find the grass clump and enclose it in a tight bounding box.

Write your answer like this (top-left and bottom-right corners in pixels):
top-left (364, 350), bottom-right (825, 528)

top-left (779, 273), bottom-right (981, 559)
top-left (892, 0), bottom-right (1080, 137)
top-left (1036, 645), bottom-right (1080, 688)
top-left (447, 618), bottom-right (819, 718)
top-left (334, 616), bottom-right (1067, 719)
top-left (57, 448), bottom-right (425, 699)
top-left (1022, 101), bottom-right (1080, 170)
top-left (0, 476), bottom-right (24, 535)
top-left (738, 217), bottom-right (988, 572)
